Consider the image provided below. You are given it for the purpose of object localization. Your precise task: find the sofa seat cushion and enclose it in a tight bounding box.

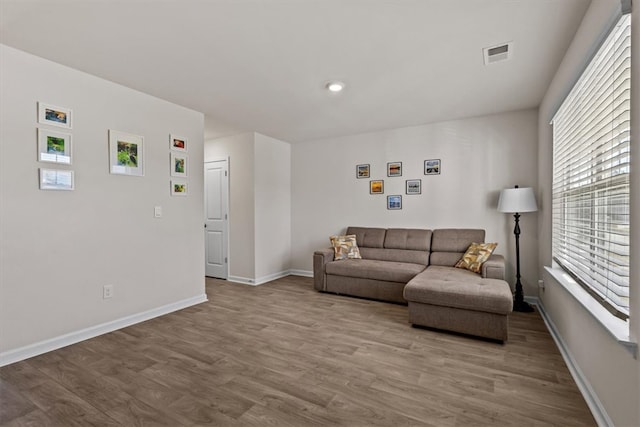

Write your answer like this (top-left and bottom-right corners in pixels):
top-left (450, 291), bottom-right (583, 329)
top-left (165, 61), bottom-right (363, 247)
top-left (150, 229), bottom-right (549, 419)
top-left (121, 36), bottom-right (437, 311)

top-left (404, 266), bottom-right (513, 314)
top-left (325, 259), bottom-right (425, 283)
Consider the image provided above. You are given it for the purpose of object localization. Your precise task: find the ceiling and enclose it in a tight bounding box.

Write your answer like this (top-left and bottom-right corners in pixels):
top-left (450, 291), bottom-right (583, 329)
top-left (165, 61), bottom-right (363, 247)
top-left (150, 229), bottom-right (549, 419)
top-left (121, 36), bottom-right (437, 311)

top-left (0, 0), bottom-right (591, 143)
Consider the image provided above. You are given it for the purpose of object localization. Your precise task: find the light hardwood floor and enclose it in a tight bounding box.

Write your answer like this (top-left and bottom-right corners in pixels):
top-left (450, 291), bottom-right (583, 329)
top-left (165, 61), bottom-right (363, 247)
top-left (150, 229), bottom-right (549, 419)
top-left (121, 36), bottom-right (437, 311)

top-left (1, 276), bottom-right (596, 426)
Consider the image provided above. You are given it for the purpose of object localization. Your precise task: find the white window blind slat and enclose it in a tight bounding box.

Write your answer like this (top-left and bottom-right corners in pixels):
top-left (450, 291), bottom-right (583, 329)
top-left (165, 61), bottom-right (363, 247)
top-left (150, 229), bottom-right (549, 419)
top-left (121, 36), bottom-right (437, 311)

top-left (551, 14), bottom-right (631, 319)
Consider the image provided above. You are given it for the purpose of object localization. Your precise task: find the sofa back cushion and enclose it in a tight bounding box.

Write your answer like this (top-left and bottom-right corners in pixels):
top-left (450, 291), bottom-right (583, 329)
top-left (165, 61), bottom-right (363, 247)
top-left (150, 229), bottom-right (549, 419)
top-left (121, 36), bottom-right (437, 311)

top-left (346, 227), bottom-right (431, 265)
top-left (384, 228), bottom-right (432, 251)
top-left (346, 226), bottom-right (386, 248)
top-left (430, 229), bottom-right (485, 266)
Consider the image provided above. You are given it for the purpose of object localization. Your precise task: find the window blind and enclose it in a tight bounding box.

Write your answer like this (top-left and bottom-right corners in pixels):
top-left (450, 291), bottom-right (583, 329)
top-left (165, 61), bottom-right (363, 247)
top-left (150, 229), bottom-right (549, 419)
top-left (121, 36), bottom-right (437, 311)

top-left (551, 13), bottom-right (631, 319)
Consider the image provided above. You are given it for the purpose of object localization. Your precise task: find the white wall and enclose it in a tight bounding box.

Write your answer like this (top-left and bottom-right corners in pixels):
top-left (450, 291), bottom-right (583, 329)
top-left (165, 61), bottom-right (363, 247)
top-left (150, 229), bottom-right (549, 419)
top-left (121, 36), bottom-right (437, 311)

top-left (0, 45), bottom-right (205, 359)
top-left (204, 133), bottom-right (256, 280)
top-left (291, 109), bottom-right (539, 295)
top-left (255, 134), bottom-right (292, 280)
top-left (537, 0), bottom-right (640, 425)
top-left (204, 132), bottom-right (291, 284)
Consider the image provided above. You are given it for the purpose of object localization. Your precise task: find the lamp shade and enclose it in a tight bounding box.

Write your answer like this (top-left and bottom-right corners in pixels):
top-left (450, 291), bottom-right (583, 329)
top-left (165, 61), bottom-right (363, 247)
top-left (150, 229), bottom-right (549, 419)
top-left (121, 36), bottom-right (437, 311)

top-left (498, 187), bottom-right (538, 213)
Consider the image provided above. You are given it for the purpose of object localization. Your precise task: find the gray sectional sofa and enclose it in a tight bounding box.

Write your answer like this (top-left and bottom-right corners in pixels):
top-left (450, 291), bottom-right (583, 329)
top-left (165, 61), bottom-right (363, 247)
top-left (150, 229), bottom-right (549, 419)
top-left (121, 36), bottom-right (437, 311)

top-left (313, 227), bottom-right (513, 341)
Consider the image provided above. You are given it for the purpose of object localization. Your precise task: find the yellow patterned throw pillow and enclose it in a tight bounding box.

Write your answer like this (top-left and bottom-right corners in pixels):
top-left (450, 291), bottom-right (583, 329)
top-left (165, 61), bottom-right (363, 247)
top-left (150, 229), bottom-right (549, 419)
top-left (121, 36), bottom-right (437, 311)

top-left (455, 242), bottom-right (498, 273)
top-left (330, 235), bottom-right (362, 260)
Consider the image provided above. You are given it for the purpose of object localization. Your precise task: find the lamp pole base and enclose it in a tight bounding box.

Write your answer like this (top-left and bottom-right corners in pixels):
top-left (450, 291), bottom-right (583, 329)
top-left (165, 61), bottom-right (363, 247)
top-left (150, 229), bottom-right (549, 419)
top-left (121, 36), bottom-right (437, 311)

top-left (513, 299), bottom-right (534, 313)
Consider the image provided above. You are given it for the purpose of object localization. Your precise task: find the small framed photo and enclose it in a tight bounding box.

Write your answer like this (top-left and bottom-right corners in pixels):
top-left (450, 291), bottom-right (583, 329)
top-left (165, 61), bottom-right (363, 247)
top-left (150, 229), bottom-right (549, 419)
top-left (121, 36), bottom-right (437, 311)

top-left (424, 159), bottom-right (441, 175)
top-left (38, 102), bottom-right (72, 129)
top-left (406, 179), bottom-right (422, 195)
top-left (387, 162), bottom-right (402, 177)
top-left (370, 180), bottom-right (384, 194)
top-left (170, 152), bottom-right (188, 177)
top-left (38, 129), bottom-right (72, 164)
top-left (170, 134), bottom-right (187, 152)
top-left (109, 130), bottom-right (144, 176)
top-left (356, 164), bottom-right (370, 179)
top-left (171, 180), bottom-right (188, 196)
top-left (387, 195), bottom-right (402, 210)
top-left (39, 168), bottom-right (74, 191)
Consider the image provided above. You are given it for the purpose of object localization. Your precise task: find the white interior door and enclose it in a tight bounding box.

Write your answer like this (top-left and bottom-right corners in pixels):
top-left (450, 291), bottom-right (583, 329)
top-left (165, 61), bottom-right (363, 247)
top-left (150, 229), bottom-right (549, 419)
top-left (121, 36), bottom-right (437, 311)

top-left (205, 160), bottom-right (229, 279)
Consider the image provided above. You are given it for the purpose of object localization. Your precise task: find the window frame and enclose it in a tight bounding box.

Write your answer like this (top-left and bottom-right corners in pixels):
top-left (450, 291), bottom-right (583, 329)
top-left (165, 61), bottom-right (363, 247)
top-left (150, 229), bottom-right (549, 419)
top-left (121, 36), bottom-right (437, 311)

top-left (550, 12), bottom-right (631, 321)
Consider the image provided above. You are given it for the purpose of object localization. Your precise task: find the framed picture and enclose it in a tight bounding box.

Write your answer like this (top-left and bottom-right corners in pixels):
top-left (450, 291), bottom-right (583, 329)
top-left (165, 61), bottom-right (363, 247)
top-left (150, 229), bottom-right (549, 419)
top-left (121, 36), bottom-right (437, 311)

top-left (424, 159), bottom-right (441, 175)
top-left (387, 195), bottom-right (402, 210)
top-left (38, 102), bottom-right (72, 129)
top-left (406, 179), bottom-right (422, 195)
top-left (39, 168), bottom-right (74, 191)
top-left (38, 129), bottom-right (72, 164)
top-left (170, 134), bottom-right (187, 152)
top-left (171, 180), bottom-right (188, 196)
top-left (356, 164), bottom-right (370, 179)
top-left (370, 180), bottom-right (384, 194)
top-left (387, 162), bottom-right (402, 177)
top-left (109, 130), bottom-right (144, 176)
top-left (170, 152), bottom-right (188, 177)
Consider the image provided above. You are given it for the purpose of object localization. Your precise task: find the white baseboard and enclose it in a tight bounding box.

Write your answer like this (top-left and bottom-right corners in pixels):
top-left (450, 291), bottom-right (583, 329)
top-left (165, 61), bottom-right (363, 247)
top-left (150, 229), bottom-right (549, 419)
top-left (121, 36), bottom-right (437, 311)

top-left (254, 270), bottom-right (290, 285)
top-left (527, 297), bottom-right (613, 427)
top-left (229, 270), bottom-right (312, 285)
top-left (228, 274), bottom-right (284, 286)
top-left (0, 294), bottom-right (208, 367)
top-left (289, 269), bottom-right (313, 277)
top-left (227, 275), bottom-right (259, 285)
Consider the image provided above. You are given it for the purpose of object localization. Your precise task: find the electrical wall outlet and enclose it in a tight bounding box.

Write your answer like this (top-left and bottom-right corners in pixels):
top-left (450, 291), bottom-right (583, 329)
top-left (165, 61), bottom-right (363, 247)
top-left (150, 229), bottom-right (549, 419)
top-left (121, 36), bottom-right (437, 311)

top-left (103, 284), bottom-right (114, 299)
top-left (538, 279), bottom-right (545, 291)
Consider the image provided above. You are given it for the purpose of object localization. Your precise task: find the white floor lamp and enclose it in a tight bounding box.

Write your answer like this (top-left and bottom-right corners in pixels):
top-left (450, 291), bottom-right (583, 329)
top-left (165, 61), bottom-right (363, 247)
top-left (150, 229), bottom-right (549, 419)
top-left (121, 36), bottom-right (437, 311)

top-left (498, 185), bottom-right (538, 312)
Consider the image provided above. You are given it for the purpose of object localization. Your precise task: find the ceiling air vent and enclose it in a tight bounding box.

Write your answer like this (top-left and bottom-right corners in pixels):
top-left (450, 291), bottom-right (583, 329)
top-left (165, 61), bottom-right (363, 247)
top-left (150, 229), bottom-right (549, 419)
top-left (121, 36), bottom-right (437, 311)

top-left (483, 42), bottom-right (513, 65)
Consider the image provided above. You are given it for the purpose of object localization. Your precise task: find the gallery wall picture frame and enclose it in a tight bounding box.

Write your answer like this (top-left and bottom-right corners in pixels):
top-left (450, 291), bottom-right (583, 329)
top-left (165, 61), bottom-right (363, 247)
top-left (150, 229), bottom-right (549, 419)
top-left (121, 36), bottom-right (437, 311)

top-left (109, 130), bottom-right (144, 176)
top-left (39, 168), bottom-right (74, 191)
top-left (424, 159), bottom-right (441, 175)
top-left (387, 162), bottom-right (402, 177)
top-left (38, 102), bottom-right (72, 129)
top-left (356, 164), bottom-right (370, 179)
top-left (406, 179), bottom-right (422, 195)
top-left (387, 195), bottom-right (402, 210)
top-left (38, 128), bottom-right (72, 164)
top-left (170, 152), bottom-right (188, 177)
top-left (370, 179), bottom-right (384, 194)
top-left (170, 134), bottom-right (188, 152)
top-left (171, 180), bottom-right (188, 196)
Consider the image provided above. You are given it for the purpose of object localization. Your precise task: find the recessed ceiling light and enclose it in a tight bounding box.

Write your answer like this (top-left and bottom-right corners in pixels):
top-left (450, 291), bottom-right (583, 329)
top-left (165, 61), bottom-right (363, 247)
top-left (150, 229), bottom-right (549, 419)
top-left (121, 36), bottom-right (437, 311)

top-left (326, 81), bottom-right (345, 93)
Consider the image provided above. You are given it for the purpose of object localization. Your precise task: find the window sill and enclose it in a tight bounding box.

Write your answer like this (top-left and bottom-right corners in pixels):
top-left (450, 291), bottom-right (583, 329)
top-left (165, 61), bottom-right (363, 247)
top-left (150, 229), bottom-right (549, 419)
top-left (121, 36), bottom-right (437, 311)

top-left (544, 265), bottom-right (637, 358)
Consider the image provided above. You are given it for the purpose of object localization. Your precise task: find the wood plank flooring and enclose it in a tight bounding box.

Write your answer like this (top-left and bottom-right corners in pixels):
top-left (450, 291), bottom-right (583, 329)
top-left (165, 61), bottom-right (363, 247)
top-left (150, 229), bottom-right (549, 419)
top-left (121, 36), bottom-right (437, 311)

top-left (1, 276), bottom-right (596, 426)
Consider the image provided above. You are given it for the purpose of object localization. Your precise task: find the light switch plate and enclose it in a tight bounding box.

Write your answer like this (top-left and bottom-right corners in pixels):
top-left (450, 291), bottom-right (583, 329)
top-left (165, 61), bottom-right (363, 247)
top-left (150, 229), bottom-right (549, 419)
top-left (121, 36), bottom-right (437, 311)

top-left (154, 206), bottom-right (162, 218)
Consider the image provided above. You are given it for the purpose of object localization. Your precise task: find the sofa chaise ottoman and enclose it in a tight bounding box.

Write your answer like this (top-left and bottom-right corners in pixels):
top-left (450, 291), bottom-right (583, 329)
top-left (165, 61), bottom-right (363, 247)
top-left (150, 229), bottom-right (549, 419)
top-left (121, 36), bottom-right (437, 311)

top-left (403, 229), bottom-right (513, 341)
top-left (404, 267), bottom-right (513, 341)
